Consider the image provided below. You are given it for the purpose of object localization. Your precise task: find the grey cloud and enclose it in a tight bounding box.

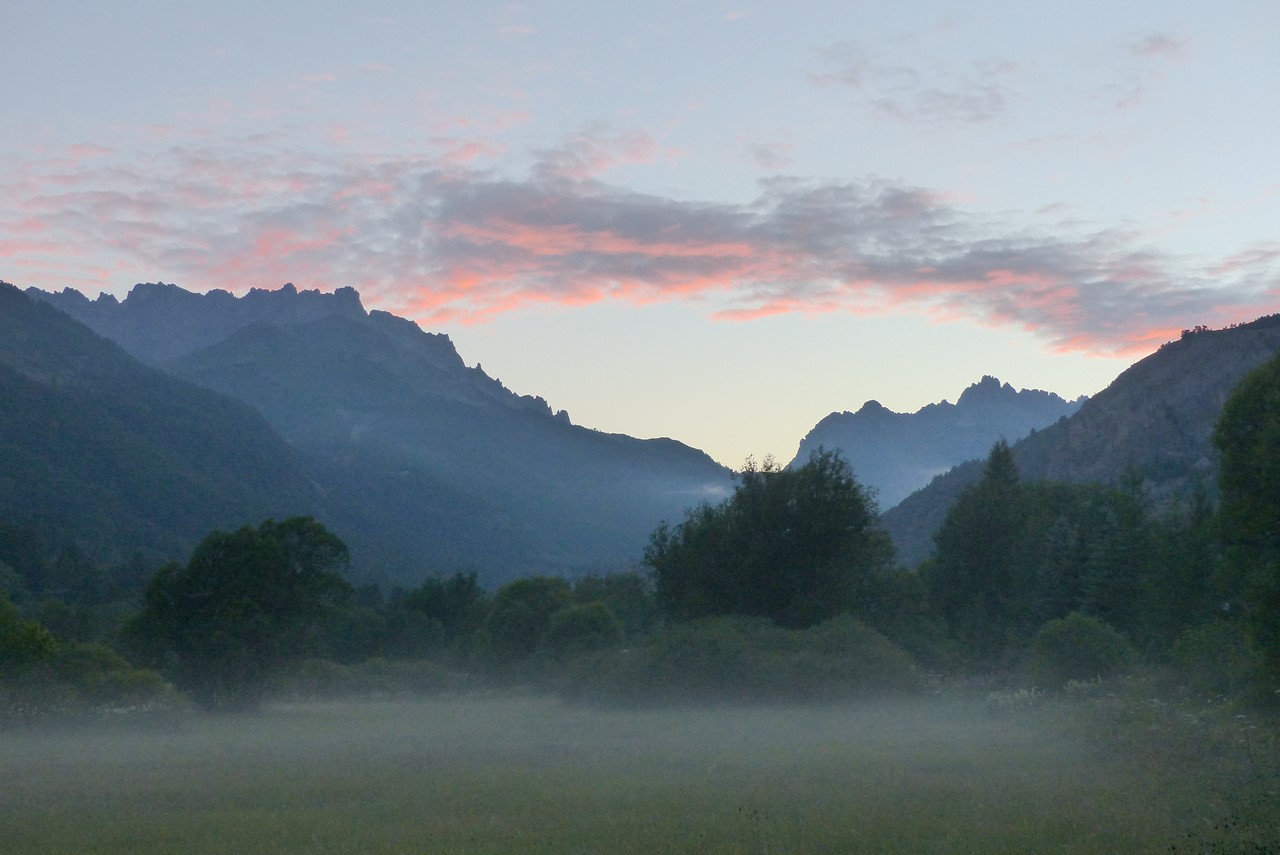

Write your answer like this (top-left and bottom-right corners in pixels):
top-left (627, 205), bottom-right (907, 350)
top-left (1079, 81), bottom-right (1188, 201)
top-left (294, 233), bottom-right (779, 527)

top-left (1127, 32), bottom-right (1190, 61)
top-left (812, 42), bottom-right (1016, 126)
top-left (1104, 31), bottom-right (1191, 109)
top-left (9, 145), bottom-right (1278, 352)
top-left (748, 144), bottom-right (793, 171)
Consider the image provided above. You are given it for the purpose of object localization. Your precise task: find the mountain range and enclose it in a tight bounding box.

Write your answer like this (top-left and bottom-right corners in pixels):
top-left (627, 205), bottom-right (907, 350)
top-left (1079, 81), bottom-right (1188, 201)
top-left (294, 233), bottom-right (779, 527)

top-left (12, 280), bottom-right (1278, 587)
top-left (790, 376), bottom-right (1084, 509)
top-left (28, 283), bottom-right (732, 586)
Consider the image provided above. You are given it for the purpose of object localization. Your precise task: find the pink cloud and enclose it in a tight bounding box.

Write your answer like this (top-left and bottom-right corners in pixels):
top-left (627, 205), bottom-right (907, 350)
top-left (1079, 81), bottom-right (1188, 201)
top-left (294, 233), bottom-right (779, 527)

top-left (5, 141), bottom-right (1279, 355)
top-left (432, 139), bottom-right (504, 166)
top-left (0, 237), bottom-right (60, 258)
top-left (66, 144), bottom-right (111, 160)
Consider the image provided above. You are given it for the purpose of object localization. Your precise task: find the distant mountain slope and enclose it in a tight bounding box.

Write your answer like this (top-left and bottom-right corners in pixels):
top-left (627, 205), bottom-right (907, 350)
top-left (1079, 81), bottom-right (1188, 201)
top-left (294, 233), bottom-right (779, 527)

top-left (883, 318), bottom-right (1280, 567)
top-left (0, 283), bottom-right (319, 563)
top-left (33, 282), bottom-right (732, 584)
top-left (167, 311), bottom-right (731, 577)
top-left (792, 376), bottom-right (1083, 509)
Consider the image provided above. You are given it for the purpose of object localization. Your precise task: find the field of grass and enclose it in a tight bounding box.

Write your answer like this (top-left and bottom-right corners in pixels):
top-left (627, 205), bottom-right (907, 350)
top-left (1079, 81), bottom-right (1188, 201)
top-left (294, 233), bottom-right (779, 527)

top-left (1, 690), bottom-right (1275, 853)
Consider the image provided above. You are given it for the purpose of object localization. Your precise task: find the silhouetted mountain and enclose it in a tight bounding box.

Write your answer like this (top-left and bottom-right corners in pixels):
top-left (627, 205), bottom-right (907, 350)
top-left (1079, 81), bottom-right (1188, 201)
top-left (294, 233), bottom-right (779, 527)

top-left (33, 282), bottom-right (732, 586)
top-left (0, 282), bottom-right (319, 565)
top-left (883, 318), bottom-right (1280, 567)
top-left (36, 281), bottom-right (369, 363)
top-left (792, 376), bottom-right (1083, 509)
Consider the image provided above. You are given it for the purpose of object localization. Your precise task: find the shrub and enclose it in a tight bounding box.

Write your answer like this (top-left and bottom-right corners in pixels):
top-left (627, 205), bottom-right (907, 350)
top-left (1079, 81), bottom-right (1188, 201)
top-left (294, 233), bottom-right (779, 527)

top-left (562, 614), bottom-right (921, 705)
top-left (475, 577), bottom-right (572, 665)
top-left (1, 608), bottom-right (171, 719)
top-left (1172, 621), bottom-right (1260, 697)
top-left (1028, 612), bottom-right (1136, 687)
top-left (0, 595), bottom-right (59, 680)
top-left (276, 657), bottom-right (473, 699)
top-left (53, 641), bottom-right (168, 705)
top-left (542, 603), bottom-right (622, 656)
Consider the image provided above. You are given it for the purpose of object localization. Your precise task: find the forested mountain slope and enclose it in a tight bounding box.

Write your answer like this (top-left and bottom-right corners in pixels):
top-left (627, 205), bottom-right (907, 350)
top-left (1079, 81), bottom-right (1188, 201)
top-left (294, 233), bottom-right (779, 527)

top-left (883, 317), bottom-right (1280, 567)
top-left (0, 283), bottom-right (319, 564)
top-left (32, 282), bottom-right (733, 584)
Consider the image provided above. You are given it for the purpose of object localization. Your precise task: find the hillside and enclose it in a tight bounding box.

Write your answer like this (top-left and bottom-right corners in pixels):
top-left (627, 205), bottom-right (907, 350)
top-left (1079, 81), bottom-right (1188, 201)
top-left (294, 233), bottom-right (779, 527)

top-left (33, 282), bottom-right (733, 585)
top-left (791, 376), bottom-right (1083, 508)
top-left (0, 283), bottom-right (320, 564)
top-left (883, 318), bottom-right (1280, 567)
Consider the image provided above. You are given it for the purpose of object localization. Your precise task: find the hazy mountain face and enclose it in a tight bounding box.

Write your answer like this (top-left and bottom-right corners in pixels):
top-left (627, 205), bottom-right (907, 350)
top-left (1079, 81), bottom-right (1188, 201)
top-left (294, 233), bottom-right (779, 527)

top-left (883, 317), bottom-right (1280, 567)
top-left (0, 283), bottom-right (320, 564)
top-left (792, 376), bottom-right (1083, 509)
top-left (31, 282), bottom-right (732, 586)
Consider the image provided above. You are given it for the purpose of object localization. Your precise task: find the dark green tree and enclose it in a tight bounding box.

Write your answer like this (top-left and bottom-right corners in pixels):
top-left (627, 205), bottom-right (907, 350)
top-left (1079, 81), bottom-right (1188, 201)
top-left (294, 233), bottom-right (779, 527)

top-left (572, 572), bottom-right (656, 637)
top-left (0, 594), bottom-right (59, 681)
top-left (125, 517), bottom-right (353, 710)
top-left (1077, 470), bottom-right (1153, 639)
top-left (1145, 486), bottom-right (1221, 646)
top-left (928, 442), bottom-right (1170, 663)
top-left (927, 440), bottom-right (1026, 662)
top-left (1214, 353), bottom-right (1280, 694)
top-left (478, 576), bottom-right (573, 663)
top-left (399, 571), bottom-right (488, 646)
top-left (647, 449), bottom-right (891, 628)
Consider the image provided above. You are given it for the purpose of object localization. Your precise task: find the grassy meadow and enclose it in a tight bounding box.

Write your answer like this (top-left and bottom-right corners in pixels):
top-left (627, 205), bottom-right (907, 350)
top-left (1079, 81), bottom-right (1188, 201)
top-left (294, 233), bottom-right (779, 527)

top-left (1, 689), bottom-right (1276, 854)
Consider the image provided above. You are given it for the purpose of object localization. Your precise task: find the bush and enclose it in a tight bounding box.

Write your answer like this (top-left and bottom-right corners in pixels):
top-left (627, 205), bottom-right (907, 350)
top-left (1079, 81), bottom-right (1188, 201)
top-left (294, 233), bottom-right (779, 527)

top-left (571, 573), bottom-right (656, 637)
top-left (0, 595), bottom-right (59, 679)
top-left (1028, 612), bottom-right (1136, 687)
top-left (475, 577), bottom-right (572, 665)
top-left (53, 641), bottom-right (169, 706)
top-left (542, 603), bottom-right (622, 656)
top-left (1, 594), bottom-right (171, 721)
top-left (276, 657), bottom-right (473, 699)
top-left (562, 614), bottom-right (922, 705)
top-left (1172, 621), bottom-right (1260, 697)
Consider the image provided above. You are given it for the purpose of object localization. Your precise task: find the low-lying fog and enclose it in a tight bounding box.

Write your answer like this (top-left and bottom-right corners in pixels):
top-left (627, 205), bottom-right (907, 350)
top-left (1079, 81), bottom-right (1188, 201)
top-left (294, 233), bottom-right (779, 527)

top-left (0, 694), bottom-right (1264, 853)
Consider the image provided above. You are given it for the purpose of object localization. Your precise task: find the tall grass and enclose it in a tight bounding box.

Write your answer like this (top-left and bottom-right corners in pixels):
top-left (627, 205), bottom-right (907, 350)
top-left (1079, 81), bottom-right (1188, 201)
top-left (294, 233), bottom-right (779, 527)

top-left (0, 691), bottom-right (1273, 853)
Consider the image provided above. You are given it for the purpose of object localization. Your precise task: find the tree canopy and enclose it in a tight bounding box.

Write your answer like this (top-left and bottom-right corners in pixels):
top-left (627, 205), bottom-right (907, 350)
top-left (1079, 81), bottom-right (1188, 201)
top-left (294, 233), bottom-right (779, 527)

top-left (1214, 353), bottom-right (1280, 691)
top-left (927, 440), bottom-right (1025, 661)
top-left (125, 517), bottom-right (353, 710)
top-left (646, 449), bottom-right (892, 628)
top-left (924, 441), bottom-right (1191, 665)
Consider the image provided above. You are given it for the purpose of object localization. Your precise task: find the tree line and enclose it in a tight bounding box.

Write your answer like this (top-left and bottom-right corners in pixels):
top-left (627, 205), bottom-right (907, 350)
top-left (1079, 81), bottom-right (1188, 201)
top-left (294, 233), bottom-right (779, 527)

top-left (5, 352), bottom-right (1280, 713)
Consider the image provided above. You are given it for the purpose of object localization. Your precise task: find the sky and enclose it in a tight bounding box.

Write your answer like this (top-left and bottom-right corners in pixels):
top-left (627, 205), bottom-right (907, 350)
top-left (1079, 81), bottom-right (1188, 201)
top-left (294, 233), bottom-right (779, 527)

top-left (3, 2), bottom-right (1278, 468)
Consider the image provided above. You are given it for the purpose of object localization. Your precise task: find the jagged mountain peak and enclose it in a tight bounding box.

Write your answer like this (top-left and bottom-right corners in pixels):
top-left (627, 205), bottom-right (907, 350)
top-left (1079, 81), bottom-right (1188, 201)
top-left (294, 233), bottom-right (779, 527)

top-left (31, 281), bottom-right (370, 363)
top-left (792, 377), bottom-right (1083, 509)
top-left (956, 375), bottom-right (1013, 404)
top-left (855, 399), bottom-right (892, 416)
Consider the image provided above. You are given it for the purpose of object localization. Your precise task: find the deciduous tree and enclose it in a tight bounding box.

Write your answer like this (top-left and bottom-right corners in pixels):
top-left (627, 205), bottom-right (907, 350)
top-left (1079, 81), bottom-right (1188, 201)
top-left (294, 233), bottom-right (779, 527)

top-left (647, 449), bottom-right (891, 628)
top-left (125, 517), bottom-right (352, 710)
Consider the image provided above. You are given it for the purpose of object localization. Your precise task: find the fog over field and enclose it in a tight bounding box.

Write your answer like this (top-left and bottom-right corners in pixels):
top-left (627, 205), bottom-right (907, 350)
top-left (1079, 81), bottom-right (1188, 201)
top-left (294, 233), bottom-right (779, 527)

top-left (2, 693), bottom-right (1269, 854)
